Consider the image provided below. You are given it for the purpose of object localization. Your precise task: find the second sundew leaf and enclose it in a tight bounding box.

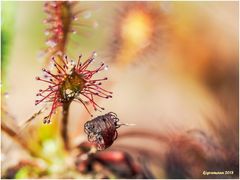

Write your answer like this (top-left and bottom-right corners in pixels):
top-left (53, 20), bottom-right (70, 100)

top-left (44, 2), bottom-right (72, 55)
top-left (42, 2), bottom-right (97, 65)
top-left (43, 2), bottom-right (83, 62)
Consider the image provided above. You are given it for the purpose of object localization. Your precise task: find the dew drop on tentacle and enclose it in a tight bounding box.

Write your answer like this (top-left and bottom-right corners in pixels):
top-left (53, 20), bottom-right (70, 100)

top-left (43, 116), bottom-right (51, 124)
top-left (43, 117), bottom-right (48, 124)
top-left (104, 65), bottom-right (109, 71)
top-left (48, 61), bottom-right (55, 71)
top-left (44, 30), bottom-right (50, 36)
top-left (70, 59), bottom-right (76, 66)
top-left (37, 51), bottom-right (45, 60)
top-left (46, 40), bottom-right (57, 48)
top-left (92, 51), bottom-right (97, 58)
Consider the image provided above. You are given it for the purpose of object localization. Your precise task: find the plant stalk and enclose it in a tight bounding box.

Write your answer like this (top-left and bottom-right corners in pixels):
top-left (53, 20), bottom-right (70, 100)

top-left (61, 102), bottom-right (71, 150)
top-left (1, 123), bottom-right (50, 162)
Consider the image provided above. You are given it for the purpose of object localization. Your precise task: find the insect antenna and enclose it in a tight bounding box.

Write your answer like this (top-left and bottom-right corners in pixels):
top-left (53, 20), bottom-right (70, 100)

top-left (116, 122), bottom-right (136, 128)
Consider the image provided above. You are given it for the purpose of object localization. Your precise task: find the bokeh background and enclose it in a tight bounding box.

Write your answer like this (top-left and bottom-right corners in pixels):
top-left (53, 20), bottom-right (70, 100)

top-left (1, 1), bottom-right (239, 179)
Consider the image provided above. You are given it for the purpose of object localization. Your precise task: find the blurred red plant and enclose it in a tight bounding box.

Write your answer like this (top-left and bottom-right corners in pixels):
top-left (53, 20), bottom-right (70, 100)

top-left (43, 1), bottom-right (88, 59)
top-left (44, 2), bottom-right (74, 56)
top-left (109, 2), bottom-right (168, 66)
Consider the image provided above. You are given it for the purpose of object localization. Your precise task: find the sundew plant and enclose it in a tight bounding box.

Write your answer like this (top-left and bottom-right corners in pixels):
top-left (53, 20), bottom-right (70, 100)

top-left (1, 1), bottom-right (239, 179)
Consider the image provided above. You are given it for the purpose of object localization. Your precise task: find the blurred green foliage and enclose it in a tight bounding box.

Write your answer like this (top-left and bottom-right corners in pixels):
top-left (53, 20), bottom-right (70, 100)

top-left (15, 165), bottom-right (43, 179)
top-left (1, 2), bottom-right (16, 92)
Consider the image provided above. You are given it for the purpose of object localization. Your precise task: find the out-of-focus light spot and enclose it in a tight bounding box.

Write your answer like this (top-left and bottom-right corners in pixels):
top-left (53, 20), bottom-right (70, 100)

top-left (112, 3), bottom-right (165, 67)
top-left (42, 139), bottom-right (58, 155)
top-left (121, 10), bottom-right (153, 48)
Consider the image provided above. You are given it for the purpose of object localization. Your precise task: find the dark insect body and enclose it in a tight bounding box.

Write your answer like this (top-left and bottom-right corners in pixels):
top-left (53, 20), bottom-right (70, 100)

top-left (84, 112), bottom-right (120, 151)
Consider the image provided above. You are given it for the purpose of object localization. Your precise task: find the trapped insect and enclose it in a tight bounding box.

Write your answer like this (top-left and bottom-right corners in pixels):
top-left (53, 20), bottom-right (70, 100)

top-left (84, 112), bottom-right (133, 151)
